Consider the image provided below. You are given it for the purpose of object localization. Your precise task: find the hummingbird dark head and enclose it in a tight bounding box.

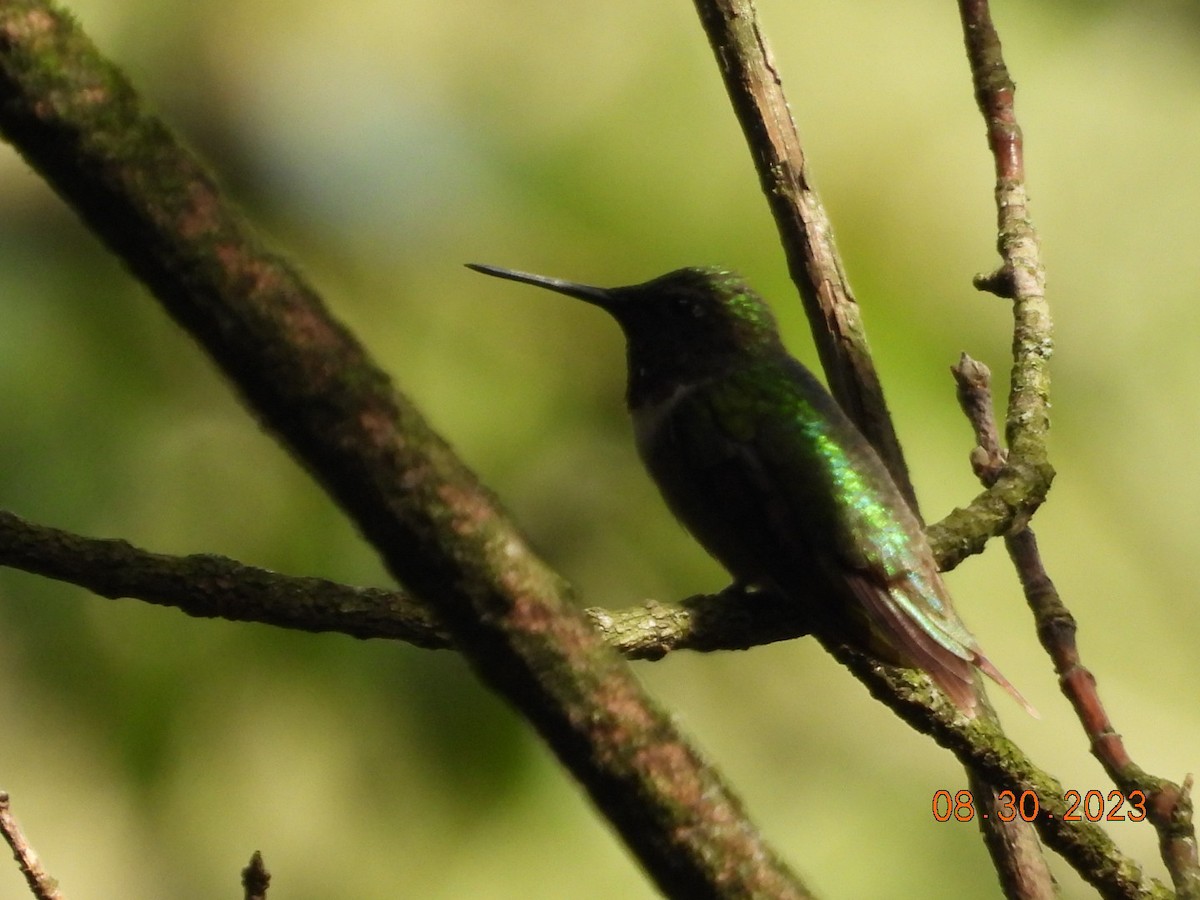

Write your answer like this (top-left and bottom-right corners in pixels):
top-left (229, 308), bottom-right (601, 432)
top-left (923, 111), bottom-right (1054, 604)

top-left (467, 263), bottom-right (786, 405)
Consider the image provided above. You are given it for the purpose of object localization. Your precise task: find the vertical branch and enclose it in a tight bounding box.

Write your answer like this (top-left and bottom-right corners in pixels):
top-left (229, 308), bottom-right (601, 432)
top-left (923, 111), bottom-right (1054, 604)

top-left (952, 7), bottom-right (1062, 898)
top-left (970, 775), bottom-right (1058, 900)
top-left (689, 0), bottom-right (919, 510)
top-left (956, 0), bottom-right (1052, 474)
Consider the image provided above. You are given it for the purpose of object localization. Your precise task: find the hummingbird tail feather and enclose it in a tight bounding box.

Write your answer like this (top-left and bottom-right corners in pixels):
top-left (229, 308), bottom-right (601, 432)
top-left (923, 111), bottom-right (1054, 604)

top-left (897, 624), bottom-right (981, 718)
top-left (972, 652), bottom-right (1040, 719)
top-left (844, 572), bottom-right (980, 717)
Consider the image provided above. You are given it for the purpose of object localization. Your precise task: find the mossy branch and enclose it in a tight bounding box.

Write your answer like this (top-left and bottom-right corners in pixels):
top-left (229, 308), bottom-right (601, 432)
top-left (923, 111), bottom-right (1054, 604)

top-left (0, 3), bottom-right (808, 896)
top-left (0, 1), bottom-right (1180, 898)
top-left (0, 508), bottom-right (1173, 897)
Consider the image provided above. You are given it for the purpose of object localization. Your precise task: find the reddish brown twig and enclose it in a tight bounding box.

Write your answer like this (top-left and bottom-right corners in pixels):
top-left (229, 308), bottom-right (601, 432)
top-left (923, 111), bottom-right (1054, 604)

top-left (956, 5), bottom-right (1196, 887)
top-left (920, 0), bottom-right (1054, 575)
top-left (953, 354), bottom-right (1199, 897)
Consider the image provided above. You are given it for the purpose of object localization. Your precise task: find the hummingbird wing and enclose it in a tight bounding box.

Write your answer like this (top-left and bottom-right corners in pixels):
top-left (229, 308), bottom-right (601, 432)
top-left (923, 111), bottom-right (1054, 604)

top-left (841, 555), bottom-right (1035, 716)
top-left (756, 364), bottom-right (1035, 715)
top-left (644, 361), bottom-right (1032, 716)
top-left (840, 570), bottom-right (981, 714)
top-left (758, 362), bottom-right (1036, 716)
top-left (749, 422), bottom-right (983, 714)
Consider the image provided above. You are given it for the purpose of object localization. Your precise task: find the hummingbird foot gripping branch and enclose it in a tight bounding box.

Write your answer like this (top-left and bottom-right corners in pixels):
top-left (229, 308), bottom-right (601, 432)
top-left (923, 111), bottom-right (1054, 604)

top-left (468, 263), bottom-right (1035, 719)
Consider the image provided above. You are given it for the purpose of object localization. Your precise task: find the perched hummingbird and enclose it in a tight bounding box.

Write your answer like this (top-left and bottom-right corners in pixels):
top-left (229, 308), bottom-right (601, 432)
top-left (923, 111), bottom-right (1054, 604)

top-left (468, 263), bottom-right (1033, 718)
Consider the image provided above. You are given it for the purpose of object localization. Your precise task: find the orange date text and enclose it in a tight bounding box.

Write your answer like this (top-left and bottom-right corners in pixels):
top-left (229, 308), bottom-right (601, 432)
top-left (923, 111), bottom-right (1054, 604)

top-left (931, 789), bottom-right (1147, 823)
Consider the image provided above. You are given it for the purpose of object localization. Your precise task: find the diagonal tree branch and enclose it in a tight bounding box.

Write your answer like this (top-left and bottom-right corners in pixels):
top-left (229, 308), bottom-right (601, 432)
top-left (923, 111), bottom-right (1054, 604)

top-left (689, 0), bottom-right (919, 511)
top-left (690, 1), bottom-right (1057, 895)
top-left (690, 0), bottom-right (1054, 571)
top-left (838, 648), bottom-right (1171, 899)
top-left (0, 4), bottom-right (809, 897)
top-left (0, 509), bottom-right (451, 647)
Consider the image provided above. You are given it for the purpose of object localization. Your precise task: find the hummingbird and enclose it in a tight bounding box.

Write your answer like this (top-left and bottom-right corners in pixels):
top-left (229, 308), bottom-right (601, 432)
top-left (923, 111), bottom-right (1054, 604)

top-left (467, 263), bottom-right (1033, 718)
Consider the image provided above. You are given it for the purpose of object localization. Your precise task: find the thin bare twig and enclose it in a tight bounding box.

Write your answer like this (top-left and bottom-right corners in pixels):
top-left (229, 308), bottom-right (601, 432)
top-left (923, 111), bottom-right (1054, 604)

top-left (956, 0), bottom-right (1052, 464)
top-left (0, 793), bottom-right (64, 900)
top-left (1011, 534), bottom-right (1198, 897)
top-left (948, 9), bottom-right (1061, 895)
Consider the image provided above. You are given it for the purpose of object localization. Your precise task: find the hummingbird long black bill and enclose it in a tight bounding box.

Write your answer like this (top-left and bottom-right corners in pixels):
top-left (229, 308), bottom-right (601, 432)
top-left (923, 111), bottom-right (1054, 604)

top-left (466, 263), bottom-right (614, 307)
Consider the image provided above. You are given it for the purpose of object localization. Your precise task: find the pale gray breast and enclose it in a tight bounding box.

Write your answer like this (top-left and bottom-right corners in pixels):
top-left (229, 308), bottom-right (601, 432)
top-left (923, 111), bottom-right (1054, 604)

top-left (630, 380), bottom-right (705, 463)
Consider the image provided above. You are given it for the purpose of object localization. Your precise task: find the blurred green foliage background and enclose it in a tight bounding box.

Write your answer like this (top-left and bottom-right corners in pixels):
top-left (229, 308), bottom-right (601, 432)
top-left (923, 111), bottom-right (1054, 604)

top-left (2, 0), bottom-right (1198, 897)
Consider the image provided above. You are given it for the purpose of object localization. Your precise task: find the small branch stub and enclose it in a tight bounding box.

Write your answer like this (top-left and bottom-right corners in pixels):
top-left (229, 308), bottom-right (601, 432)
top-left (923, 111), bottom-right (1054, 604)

top-left (242, 851), bottom-right (270, 900)
top-left (973, 267), bottom-right (1018, 299)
